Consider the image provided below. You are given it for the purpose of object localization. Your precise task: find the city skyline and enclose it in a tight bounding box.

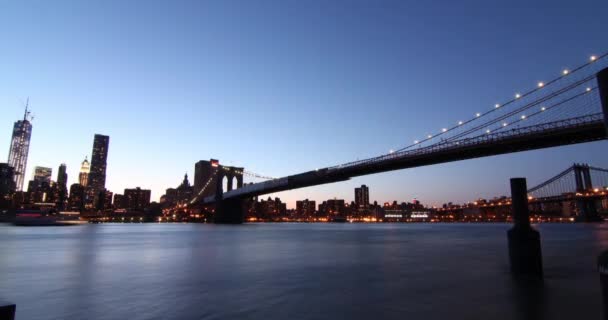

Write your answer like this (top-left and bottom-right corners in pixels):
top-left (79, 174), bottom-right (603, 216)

top-left (2, 0), bottom-right (608, 208)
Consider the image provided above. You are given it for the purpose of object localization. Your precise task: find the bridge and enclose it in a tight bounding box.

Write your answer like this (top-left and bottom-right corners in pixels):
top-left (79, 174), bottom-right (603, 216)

top-left (188, 53), bottom-right (608, 223)
top-left (436, 163), bottom-right (608, 221)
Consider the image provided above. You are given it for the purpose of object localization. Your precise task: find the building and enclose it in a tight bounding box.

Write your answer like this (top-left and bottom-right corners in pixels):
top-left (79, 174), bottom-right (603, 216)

top-left (354, 185), bottom-right (369, 208)
top-left (124, 187), bottom-right (151, 211)
top-left (0, 163), bottom-right (16, 206)
top-left (113, 194), bottom-right (125, 209)
top-left (320, 199), bottom-right (346, 219)
top-left (33, 166), bottom-right (52, 183)
top-left (68, 183), bottom-right (86, 211)
top-left (78, 157), bottom-right (90, 186)
top-left (7, 105), bottom-right (33, 191)
top-left (295, 199), bottom-right (316, 218)
top-left (56, 164), bottom-right (68, 209)
top-left (88, 134), bottom-right (109, 193)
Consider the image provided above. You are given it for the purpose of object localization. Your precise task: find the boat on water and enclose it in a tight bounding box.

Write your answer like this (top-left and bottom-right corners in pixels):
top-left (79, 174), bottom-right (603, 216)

top-left (13, 210), bottom-right (87, 226)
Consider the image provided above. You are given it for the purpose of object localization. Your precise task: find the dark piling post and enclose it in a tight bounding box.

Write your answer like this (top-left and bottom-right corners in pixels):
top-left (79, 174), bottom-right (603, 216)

top-left (0, 303), bottom-right (15, 320)
top-left (598, 252), bottom-right (608, 319)
top-left (507, 178), bottom-right (543, 278)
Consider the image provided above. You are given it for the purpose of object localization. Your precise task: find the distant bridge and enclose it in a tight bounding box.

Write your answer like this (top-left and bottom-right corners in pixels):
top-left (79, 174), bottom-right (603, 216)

top-left (188, 53), bottom-right (608, 223)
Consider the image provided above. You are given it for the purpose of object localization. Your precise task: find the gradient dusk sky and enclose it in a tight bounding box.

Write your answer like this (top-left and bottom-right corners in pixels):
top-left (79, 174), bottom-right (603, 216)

top-left (1, 0), bottom-right (607, 208)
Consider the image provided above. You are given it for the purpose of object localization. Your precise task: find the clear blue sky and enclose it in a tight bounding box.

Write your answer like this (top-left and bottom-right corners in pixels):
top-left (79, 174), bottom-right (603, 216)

top-left (1, 0), bottom-right (607, 208)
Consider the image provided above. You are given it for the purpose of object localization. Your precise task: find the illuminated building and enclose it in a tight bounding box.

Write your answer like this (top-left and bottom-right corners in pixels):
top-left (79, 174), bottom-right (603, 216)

top-left (296, 199), bottom-right (316, 218)
top-left (78, 157), bottom-right (90, 186)
top-left (354, 185), bottom-right (369, 208)
top-left (0, 163), bottom-right (16, 204)
top-left (113, 194), bottom-right (125, 209)
top-left (88, 134), bottom-right (109, 193)
top-left (124, 187), bottom-right (151, 211)
top-left (68, 183), bottom-right (85, 211)
top-left (7, 105), bottom-right (33, 191)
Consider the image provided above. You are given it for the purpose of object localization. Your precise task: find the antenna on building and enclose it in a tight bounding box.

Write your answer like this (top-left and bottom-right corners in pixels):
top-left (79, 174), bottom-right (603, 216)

top-left (22, 97), bottom-right (33, 122)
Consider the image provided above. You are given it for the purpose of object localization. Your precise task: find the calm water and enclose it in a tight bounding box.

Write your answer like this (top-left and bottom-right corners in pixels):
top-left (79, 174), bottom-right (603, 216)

top-left (1, 223), bottom-right (607, 320)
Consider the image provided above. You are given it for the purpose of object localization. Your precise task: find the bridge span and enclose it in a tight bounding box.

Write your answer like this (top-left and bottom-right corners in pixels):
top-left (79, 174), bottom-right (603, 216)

top-left (190, 54), bottom-right (608, 223)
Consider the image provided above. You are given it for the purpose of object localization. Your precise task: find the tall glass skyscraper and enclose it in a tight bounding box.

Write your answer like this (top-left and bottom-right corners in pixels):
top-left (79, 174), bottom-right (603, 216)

top-left (7, 106), bottom-right (33, 191)
top-left (88, 134), bottom-right (109, 193)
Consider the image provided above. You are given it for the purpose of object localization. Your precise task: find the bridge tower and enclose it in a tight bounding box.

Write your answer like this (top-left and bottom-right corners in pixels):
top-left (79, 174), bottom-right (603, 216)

top-left (573, 163), bottom-right (601, 221)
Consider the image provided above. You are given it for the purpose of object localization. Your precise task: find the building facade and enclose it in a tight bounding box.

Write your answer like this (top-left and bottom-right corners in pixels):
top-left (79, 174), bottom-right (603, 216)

top-left (7, 107), bottom-right (33, 191)
top-left (124, 187), bottom-right (151, 211)
top-left (88, 134), bottom-right (109, 193)
top-left (355, 185), bottom-right (369, 209)
top-left (79, 157), bottom-right (90, 186)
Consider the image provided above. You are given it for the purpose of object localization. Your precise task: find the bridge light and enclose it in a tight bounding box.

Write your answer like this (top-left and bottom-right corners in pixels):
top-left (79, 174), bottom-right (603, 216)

top-left (590, 55), bottom-right (597, 62)
top-left (594, 188), bottom-right (600, 192)
top-left (414, 140), bottom-right (419, 144)
top-left (475, 113), bottom-right (481, 117)
top-left (442, 128), bottom-right (447, 132)
top-left (427, 134), bottom-right (432, 138)
top-left (486, 129), bottom-right (491, 134)
top-left (515, 93), bottom-right (521, 99)
top-left (389, 149), bottom-right (394, 154)
top-left (541, 106), bottom-right (546, 111)
top-left (562, 69), bottom-right (569, 75)
top-left (521, 115), bottom-right (526, 119)
top-left (503, 122), bottom-right (508, 127)
top-left (586, 87), bottom-right (591, 92)
top-left (458, 121), bottom-right (463, 125)
top-left (537, 82), bottom-right (544, 88)
top-left (494, 104), bottom-right (500, 108)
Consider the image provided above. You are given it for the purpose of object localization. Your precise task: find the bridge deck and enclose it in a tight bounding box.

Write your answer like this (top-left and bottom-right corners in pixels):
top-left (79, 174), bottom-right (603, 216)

top-left (202, 115), bottom-right (606, 204)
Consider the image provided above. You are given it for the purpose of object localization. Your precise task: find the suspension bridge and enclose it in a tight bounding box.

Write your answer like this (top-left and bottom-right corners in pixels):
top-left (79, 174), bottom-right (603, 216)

top-left (187, 53), bottom-right (608, 223)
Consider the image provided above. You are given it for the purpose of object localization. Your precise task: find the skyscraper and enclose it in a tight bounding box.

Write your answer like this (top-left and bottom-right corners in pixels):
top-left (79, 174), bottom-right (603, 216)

top-left (79, 157), bottom-right (90, 186)
top-left (56, 163), bottom-right (68, 209)
top-left (355, 185), bottom-right (369, 209)
top-left (7, 104), bottom-right (33, 191)
top-left (57, 164), bottom-right (68, 187)
top-left (88, 134), bottom-right (109, 192)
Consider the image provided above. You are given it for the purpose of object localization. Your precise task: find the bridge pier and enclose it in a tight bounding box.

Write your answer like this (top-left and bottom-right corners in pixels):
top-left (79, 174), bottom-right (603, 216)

top-left (0, 303), bottom-right (15, 320)
top-left (577, 198), bottom-right (602, 222)
top-left (508, 178), bottom-right (543, 279)
top-left (214, 198), bottom-right (245, 224)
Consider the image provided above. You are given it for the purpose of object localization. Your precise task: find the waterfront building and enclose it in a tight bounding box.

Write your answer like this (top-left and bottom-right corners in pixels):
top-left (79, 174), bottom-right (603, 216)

top-left (124, 187), bottom-right (151, 211)
top-left (7, 106), bottom-right (33, 191)
top-left (295, 199), bottom-right (316, 219)
top-left (113, 194), bottom-right (125, 209)
top-left (56, 164), bottom-right (68, 209)
top-left (354, 185), bottom-right (369, 208)
top-left (68, 183), bottom-right (85, 211)
top-left (88, 134), bottom-right (109, 193)
top-left (0, 163), bottom-right (16, 206)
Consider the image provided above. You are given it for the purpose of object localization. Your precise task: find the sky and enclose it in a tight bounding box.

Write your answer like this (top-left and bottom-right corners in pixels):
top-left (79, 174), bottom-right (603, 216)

top-left (1, 0), bottom-right (607, 208)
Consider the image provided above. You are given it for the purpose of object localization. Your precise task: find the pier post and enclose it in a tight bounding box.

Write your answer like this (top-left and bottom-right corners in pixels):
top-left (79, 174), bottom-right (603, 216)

top-left (598, 67), bottom-right (608, 135)
top-left (598, 251), bottom-right (608, 319)
top-left (0, 303), bottom-right (15, 320)
top-left (507, 178), bottom-right (543, 278)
